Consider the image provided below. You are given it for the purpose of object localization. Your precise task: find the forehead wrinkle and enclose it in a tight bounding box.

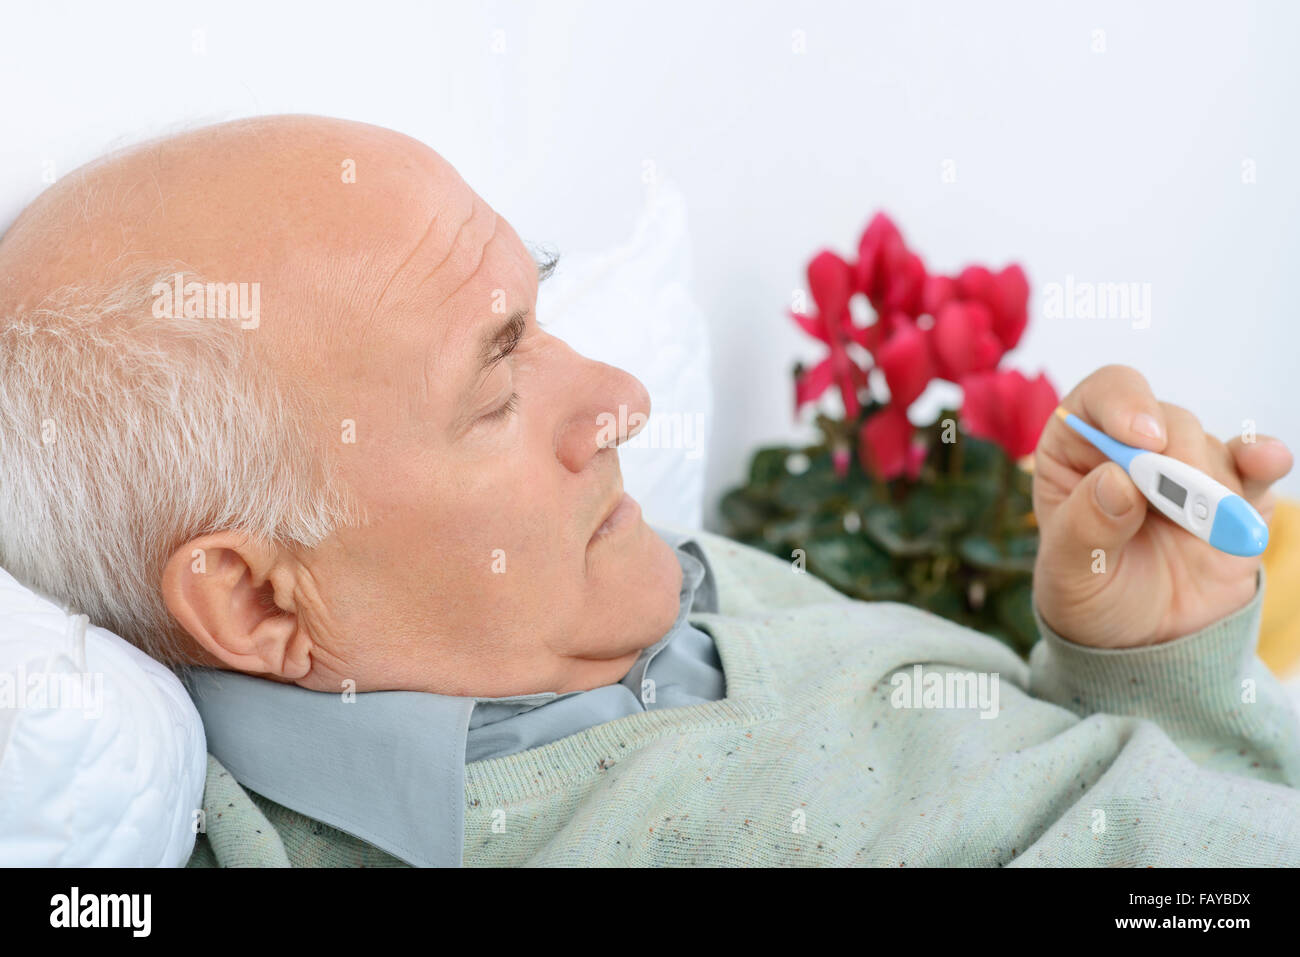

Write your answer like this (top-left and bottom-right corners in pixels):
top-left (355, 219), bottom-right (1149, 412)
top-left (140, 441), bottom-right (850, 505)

top-left (422, 203), bottom-right (503, 378)
top-left (384, 189), bottom-right (531, 423)
top-left (359, 167), bottom-right (476, 337)
top-left (365, 206), bottom-right (445, 331)
top-left (432, 210), bottom-right (499, 312)
top-left (365, 192), bottom-right (491, 355)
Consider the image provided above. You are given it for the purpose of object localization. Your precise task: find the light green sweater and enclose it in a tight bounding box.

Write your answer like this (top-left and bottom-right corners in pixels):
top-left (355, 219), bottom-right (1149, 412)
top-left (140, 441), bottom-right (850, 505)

top-left (188, 529), bottom-right (1300, 866)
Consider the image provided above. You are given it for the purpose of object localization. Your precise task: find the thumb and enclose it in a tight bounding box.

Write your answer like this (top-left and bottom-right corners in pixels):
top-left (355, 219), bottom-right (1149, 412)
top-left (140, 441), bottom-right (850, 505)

top-left (1040, 461), bottom-right (1147, 576)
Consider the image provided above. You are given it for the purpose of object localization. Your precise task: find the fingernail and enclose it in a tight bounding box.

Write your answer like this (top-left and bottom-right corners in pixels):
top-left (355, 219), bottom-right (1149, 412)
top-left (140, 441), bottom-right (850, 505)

top-left (1095, 466), bottom-right (1134, 517)
top-left (1131, 413), bottom-right (1164, 442)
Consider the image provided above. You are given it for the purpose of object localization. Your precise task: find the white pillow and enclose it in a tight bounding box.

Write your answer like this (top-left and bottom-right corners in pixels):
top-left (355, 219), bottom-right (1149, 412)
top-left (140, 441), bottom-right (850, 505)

top-left (0, 567), bottom-right (206, 866)
top-left (536, 179), bottom-right (712, 530)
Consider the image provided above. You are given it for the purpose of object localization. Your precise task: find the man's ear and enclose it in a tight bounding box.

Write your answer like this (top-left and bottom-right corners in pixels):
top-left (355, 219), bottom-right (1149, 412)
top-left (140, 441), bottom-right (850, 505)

top-left (160, 532), bottom-right (313, 680)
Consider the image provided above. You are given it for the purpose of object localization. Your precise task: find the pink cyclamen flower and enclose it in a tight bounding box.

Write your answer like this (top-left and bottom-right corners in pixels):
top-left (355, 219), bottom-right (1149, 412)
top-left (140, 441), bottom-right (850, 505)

top-left (875, 318), bottom-right (934, 409)
top-left (927, 300), bottom-right (1005, 383)
top-left (792, 250), bottom-right (868, 419)
top-left (925, 264), bottom-right (1030, 352)
top-left (855, 212), bottom-right (927, 319)
top-left (859, 404), bottom-right (915, 480)
top-left (959, 369), bottom-right (1060, 460)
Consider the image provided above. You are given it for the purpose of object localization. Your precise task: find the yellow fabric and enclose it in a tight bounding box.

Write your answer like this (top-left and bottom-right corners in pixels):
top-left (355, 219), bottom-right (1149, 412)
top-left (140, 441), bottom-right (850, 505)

top-left (1260, 499), bottom-right (1300, 679)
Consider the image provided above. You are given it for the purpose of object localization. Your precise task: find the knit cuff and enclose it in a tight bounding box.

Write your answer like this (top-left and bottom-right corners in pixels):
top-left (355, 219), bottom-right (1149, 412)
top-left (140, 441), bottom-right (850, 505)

top-left (1028, 565), bottom-right (1266, 721)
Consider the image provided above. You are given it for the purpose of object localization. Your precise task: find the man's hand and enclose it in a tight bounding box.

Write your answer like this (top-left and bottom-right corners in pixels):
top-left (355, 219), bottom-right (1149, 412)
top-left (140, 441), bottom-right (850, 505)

top-left (1031, 364), bottom-right (1293, 649)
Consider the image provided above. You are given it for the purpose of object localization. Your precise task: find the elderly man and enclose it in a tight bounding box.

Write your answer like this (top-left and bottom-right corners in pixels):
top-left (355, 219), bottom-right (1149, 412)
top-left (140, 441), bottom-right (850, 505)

top-left (0, 116), bottom-right (1297, 867)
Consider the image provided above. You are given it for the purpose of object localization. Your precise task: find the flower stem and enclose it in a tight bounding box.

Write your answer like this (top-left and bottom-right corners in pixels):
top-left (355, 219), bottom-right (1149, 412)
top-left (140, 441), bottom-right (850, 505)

top-left (994, 452), bottom-right (1012, 538)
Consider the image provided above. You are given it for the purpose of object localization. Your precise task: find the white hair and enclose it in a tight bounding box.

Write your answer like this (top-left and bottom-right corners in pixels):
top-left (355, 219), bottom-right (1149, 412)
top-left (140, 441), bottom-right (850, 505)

top-left (0, 265), bottom-right (361, 667)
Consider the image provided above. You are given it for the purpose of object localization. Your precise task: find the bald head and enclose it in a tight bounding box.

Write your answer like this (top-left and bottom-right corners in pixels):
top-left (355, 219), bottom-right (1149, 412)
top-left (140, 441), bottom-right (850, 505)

top-left (2, 116), bottom-right (529, 390)
top-left (0, 115), bottom-right (680, 696)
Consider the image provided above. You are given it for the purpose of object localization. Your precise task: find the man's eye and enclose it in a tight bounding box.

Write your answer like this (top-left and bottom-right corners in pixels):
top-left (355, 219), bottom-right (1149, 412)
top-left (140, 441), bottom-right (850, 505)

top-left (482, 391), bottom-right (519, 423)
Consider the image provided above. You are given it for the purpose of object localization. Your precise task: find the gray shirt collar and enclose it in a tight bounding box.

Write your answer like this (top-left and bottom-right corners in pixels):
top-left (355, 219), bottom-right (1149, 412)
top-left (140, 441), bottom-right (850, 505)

top-left (183, 524), bottom-right (715, 868)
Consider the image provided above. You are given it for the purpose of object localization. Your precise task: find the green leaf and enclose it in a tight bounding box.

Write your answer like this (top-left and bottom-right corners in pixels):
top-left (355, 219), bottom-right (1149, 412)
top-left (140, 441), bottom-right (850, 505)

top-left (718, 488), bottom-right (772, 538)
top-left (803, 532), bottom-right (906, 601)
top-left (957, 434), bottom-right (1005, 480)
top-left (762, 512), bottom-right (818, 548)
top-left (914, 579), bottom-right (968, 622)
top-left (994, 580), bottom-right (1038, 656)
top-left (748, 446), bottom-right (798, 487)
top-left (864, 506), bottom-right (943, 557)
top-left (958, 534), bottom-right (1036, 574)
top-left (899, 481), bottom-right (987, 538)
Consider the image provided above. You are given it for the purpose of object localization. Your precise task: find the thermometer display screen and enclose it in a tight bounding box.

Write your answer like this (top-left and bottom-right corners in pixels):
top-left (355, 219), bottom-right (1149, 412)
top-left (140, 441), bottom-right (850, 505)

top-left (1157, 473), bottom-right (1187, 508)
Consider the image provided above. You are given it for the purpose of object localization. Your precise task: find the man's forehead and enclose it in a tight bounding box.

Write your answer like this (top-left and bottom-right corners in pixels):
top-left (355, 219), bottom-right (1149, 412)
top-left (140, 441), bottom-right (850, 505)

top-left (376, 196), bottom-right (537, 366)
top-left (345, 186), bottom-right (538, 417)
top-left (376, 194), bottom-right (535, 325)
top-left (0, 116), bottom-right (518, 316)
top-left (262, 143), bottom-right (537, 381)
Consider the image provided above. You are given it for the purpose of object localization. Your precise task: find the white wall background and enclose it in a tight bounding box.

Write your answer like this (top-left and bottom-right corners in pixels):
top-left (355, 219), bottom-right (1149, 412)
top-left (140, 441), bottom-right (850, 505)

top-left (3, 0), bottom-right (1298, 520)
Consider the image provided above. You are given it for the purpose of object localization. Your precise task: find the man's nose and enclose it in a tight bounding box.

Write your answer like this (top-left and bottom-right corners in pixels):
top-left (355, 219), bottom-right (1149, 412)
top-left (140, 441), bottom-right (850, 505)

top-left (555, 359), bottom-right (652, 474)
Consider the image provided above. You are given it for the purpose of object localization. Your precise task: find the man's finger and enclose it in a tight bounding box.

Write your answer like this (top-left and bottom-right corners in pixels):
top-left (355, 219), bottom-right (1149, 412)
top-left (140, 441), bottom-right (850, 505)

top-left (1155, 401), bottom-right (1208, 472)
top-left (1038, 460), bottom-right (1148, 596)
top-left (1226, 434), bottom-right (1294, 502)
top-left (1055, 364), bottom-right (1167, 457)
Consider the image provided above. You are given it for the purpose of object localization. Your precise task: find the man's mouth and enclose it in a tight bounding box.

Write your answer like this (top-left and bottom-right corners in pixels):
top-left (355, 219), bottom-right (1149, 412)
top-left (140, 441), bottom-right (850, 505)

top-left (589, 491), bottom-right (640, 545)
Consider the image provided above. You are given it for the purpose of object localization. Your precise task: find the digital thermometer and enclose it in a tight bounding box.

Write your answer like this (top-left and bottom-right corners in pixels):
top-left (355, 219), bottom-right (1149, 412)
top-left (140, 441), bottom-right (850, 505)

top-left (1053, 406), bottom-right (1268, 557)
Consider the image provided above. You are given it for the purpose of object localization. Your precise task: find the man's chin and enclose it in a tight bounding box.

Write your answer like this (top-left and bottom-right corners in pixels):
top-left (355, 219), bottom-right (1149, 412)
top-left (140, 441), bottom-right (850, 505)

top-left (585, 519), bottom-right (684, 642)
top-left (555, 648), bottom-right (646, 694)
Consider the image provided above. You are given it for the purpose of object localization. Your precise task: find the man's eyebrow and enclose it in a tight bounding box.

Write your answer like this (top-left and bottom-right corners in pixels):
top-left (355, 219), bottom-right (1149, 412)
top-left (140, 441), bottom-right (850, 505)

top-left (475, 307), bottom-right (529, 380)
